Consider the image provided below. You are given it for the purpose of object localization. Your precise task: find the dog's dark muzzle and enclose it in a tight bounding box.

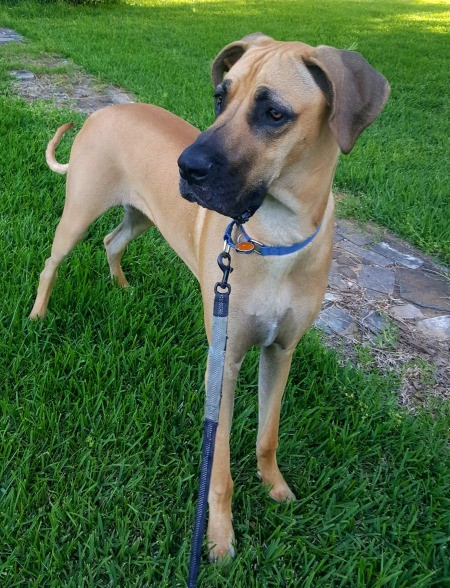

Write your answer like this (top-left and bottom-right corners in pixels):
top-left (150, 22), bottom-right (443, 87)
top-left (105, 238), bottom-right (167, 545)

top-left (177, 132), bottom-right (265, 222)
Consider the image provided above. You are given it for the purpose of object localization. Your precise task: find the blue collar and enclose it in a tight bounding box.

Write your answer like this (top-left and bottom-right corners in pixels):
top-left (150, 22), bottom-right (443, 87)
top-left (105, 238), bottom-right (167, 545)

top-left (223, 220), bottom-right (322, 256)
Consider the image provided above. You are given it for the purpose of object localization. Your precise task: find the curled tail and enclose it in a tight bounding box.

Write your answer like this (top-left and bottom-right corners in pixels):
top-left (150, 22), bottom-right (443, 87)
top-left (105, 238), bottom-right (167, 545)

top-left (45, 122), bottom-right (74, 175)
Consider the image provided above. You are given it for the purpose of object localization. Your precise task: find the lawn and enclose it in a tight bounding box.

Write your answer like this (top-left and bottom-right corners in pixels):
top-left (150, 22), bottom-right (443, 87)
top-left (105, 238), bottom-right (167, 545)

top-left (0, 1), bottom-right (449, 586)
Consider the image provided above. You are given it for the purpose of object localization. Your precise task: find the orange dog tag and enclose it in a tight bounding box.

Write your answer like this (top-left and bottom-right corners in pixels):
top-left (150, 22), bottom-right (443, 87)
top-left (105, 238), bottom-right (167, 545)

top-left (236, 241), bottom-right (254, 253)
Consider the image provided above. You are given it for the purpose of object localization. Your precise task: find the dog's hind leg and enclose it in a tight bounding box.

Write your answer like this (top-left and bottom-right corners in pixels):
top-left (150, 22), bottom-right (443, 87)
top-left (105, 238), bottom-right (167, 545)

top-left (103, 205), bottom-right (153, 287)
top-left (29, 192), bottom-right (111, 319)
top-left (257, 344), bottom-right (296, 502)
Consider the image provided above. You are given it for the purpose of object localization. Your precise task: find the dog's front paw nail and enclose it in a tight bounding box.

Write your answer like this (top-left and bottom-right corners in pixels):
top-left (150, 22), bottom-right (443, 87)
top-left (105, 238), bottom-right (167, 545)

top-left (269, 482), bottom-right (296, 502)
top-left (208, 541), bottom-right (235, 564)
top-left (271, 488), bottom-right (296, 502)
top-left (207, 522), bottom-right (235, 563)
top-left (29, 311), bottom-right (45, 320)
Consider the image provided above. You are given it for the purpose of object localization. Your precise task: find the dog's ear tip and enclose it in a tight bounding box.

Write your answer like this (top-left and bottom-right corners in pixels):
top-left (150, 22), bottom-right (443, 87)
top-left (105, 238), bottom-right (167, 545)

top-left (239, 32), bottom-right (273, 44)
top-left (211, 32), bottom-right (275, 87)
top-left (211, 42), bottom-right (248, 86)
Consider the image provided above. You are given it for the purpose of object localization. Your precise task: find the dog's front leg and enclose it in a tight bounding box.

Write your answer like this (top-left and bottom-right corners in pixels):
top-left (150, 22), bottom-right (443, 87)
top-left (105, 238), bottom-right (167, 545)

top-left (206, 350), bottom-right (244, 562)
top-left (257, 344), bottom-right (296, 502)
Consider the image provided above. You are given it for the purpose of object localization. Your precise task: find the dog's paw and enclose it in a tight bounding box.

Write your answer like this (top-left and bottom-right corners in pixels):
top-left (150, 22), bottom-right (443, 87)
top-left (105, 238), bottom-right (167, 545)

top-left (269, 481), bottom-right (296, 503)
top-left (207, 520), bottom-right (235, 563)
top-left (29, 310), bottom-right (46, 320)
top-left (208, 538), bottom-right (235, 564)
top-left (258, 469), bottom-right (296, 502)
top-left (111, 274), bottom-right (129, 288)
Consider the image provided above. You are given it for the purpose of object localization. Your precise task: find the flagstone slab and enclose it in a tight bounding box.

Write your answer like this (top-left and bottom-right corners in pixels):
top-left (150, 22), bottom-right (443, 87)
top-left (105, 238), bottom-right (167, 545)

top-left (358, 266), bottom-right (395, 294)
top-left (11, 70), bottom-right (35, 80)
top-left (390, 304), bottom-right (425, 320)
top-left (371, 242), bottom-right (423, 269)
top-left (416, 316), bottom-right (450, 340)
top-left (337, 241), bottom-right (391, 267)
top-left (397, 268), bottom-right (450, 312)
top-left (0, 28), bottom-right (23, 44)
top-left (363, 310), bottom-right (391, 334)
top-left (335, 219), bottom-right (376, 246)
top-left (315, 306), bottom-right (356, 336)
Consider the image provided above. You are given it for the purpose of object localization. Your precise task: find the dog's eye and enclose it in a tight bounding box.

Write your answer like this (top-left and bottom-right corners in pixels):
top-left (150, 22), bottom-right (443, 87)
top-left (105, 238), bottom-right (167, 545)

top-left (214, 94), bottom-right (223, 114)
top-left (266, 108), bottom-right (284, 122)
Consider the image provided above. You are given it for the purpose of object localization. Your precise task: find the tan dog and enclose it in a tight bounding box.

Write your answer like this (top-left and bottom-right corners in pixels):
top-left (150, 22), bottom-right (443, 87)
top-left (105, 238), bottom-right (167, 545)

top-left (30, 33), bottom-right (389, 561)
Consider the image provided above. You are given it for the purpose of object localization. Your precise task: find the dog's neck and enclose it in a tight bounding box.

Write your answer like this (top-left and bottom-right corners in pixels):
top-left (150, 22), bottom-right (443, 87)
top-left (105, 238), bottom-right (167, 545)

top-left (247, 143), bottom-right (340, 248)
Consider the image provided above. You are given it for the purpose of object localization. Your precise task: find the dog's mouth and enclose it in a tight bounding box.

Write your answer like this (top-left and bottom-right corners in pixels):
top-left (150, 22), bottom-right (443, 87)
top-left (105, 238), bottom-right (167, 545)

top-left (177, 132), bottom-right (268, 222)
top-left (179, 177), bottom-right (262, 223)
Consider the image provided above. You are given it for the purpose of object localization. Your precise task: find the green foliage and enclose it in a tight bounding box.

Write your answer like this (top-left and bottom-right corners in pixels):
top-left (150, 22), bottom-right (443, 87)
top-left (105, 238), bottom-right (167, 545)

top-left (69, 0), bottom-right (120, 5)
top-left (38, 0), bottom-right (120, 5)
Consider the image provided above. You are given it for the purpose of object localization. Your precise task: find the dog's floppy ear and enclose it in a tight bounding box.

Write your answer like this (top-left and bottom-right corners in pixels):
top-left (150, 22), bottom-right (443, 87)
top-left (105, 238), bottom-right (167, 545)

top-left (304, 47), bottom-right (390, 154)
top-left (211, 32), bottom-right (273, 87)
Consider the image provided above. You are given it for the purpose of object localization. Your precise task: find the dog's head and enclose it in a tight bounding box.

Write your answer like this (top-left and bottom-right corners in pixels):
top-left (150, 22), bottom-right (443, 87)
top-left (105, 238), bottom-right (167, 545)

top-left (178, 33), bottom-right (390, 222)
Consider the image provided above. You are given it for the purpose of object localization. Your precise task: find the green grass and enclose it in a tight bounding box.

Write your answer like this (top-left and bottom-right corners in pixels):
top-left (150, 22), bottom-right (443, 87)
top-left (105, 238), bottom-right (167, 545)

top-left (0, 1), bottom-right (449, 586)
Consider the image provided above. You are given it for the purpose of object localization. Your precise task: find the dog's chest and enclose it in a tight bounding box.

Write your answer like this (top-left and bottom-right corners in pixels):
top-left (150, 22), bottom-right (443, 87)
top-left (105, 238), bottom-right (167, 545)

top-left (239, 284), bottom-right (299, 348)
top-left (229, 254), bottom-right (319, 348)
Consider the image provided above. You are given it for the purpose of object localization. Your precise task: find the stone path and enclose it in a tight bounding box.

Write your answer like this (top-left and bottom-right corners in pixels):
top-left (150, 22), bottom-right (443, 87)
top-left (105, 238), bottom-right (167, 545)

top-left (1, 29), bottom-right (133, 114)
top-left (0, 28), bottom-right (22, 44)
top-left (2, 28), bottom-right (449, 405)
top-left (10, 58), bottom-right (134, 115)
top-left (317, 219), bottom-right (449, 405)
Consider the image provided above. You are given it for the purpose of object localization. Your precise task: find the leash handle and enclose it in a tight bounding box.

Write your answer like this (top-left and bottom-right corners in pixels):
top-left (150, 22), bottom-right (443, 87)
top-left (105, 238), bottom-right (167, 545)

top-left (188, 251), bottom-right (233, 587)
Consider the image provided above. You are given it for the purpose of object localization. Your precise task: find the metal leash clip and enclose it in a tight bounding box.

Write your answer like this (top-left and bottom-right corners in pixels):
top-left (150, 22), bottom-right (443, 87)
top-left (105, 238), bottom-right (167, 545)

top-left (215, 250), bottom-right (233, 294)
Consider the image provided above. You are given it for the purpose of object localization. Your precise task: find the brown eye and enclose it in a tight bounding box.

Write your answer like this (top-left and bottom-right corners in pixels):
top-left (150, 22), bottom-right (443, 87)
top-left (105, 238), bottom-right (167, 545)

top-left (267, 108), bottom-right (284, 121)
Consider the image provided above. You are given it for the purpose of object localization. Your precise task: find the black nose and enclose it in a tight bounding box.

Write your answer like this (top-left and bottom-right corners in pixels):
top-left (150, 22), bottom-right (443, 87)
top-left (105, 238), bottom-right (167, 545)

top-left (178, 148), bottom-right (213, 183)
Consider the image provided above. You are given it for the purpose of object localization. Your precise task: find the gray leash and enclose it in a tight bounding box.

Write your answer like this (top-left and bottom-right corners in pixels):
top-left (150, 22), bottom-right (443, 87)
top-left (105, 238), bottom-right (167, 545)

top-left (188, 248), bottom-right (233, 587)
